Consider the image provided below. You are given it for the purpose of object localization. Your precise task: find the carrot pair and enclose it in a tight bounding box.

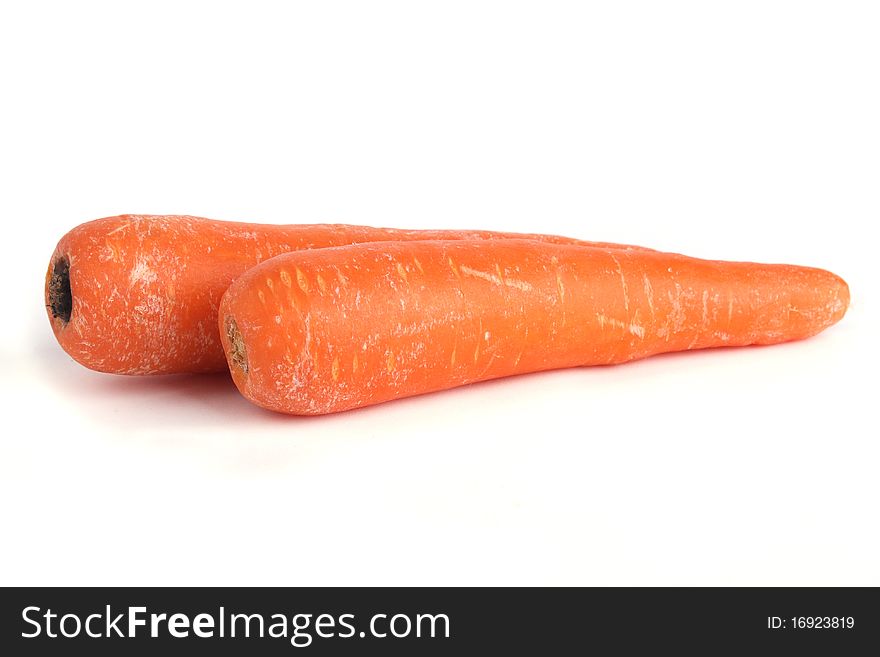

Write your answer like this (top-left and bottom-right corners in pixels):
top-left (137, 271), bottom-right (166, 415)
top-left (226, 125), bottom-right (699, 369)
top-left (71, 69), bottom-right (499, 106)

top-left (46, 215), bottom-right (850, 415)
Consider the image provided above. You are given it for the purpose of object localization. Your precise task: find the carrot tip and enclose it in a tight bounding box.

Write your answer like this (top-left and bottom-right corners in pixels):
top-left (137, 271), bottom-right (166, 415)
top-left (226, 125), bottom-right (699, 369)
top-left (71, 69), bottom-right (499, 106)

top-left (48, 256), bottom-right (72, 325)
top-left (225, 316), bottom-right (248, 374)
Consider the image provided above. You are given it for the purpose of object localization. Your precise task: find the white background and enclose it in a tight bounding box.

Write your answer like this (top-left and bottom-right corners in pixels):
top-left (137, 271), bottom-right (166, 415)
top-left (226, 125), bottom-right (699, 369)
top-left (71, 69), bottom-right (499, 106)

top-left (1, 1), bottom-right (877, 586)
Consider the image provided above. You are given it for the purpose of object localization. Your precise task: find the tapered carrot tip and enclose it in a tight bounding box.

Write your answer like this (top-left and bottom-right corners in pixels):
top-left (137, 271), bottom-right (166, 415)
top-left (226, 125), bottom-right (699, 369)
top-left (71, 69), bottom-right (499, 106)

top-left (218, 240), bottom-right (850, 416)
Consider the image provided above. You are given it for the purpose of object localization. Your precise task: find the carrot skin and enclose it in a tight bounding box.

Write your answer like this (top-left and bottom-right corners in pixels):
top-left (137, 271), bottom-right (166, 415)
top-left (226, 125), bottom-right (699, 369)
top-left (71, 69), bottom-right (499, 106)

top-left (45, 215), bottom-right (652, 375)
top-left (218, 240), bottom-right (849, 415)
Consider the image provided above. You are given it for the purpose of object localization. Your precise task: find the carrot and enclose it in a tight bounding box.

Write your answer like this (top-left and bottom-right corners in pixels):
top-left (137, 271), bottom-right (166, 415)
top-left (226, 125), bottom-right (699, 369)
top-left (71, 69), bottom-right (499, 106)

top-left (218, 239), bottom-right (849, 415)
top-left (45, 214), bottom-right (653, 374)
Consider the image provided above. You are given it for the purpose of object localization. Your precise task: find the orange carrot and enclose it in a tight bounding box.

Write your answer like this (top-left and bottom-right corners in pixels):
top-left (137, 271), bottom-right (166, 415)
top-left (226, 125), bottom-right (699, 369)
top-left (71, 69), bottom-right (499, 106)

top-left (218, 239), bottom-right (849, 415)
top-left (45, 214), bottom-right (652, 374)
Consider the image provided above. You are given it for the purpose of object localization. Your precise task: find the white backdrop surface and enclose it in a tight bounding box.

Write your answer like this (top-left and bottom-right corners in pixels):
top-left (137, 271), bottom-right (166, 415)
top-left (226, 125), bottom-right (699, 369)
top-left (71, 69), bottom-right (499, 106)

top-left (1, 1), bottom-right (876, 585)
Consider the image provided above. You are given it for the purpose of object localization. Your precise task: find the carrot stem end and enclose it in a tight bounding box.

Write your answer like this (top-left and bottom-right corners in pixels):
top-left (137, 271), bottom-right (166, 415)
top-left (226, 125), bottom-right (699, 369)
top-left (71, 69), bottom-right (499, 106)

top-left (49, 256), bottom-right (72, 325)
top-left (225, 316), bottom-right (248, 374)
